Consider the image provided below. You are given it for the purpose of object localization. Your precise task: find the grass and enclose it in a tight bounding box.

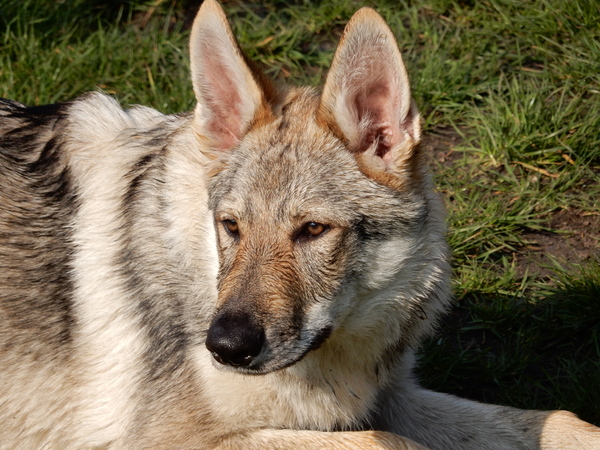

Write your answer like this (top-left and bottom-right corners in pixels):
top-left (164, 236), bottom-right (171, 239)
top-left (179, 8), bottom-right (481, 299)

top-left (419, 261), bottom-right (600, 422)
top-left (1, 0), bottom-right (598, 426)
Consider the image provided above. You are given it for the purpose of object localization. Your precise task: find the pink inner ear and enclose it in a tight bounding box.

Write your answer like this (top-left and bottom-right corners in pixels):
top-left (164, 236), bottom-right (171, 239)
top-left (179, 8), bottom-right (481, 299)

top-left (202, 52), bottom-right (244, 150)
top-left (354, 80), bottom-right (401, 158)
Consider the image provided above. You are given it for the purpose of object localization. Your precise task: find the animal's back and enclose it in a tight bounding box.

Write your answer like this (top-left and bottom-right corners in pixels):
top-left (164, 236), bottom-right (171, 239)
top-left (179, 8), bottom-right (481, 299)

top-left (0, 99), bottom-right (75, 356)
top-left (0, 99), bottom-right (80, 444)
top-left (0, 94), bottom-right (200, 446)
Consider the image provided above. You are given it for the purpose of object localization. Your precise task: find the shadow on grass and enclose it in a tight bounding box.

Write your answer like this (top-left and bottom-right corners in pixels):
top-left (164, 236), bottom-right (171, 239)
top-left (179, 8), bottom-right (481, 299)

top-left (0, 0), bottom-right (131, 32)
top-left (417, 268), bottom-right (600, 426)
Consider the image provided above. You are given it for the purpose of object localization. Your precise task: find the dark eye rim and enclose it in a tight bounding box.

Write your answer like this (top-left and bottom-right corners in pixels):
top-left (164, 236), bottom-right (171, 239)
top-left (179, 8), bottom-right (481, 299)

top-left (294, 221), bottom-right (330, 242)
top-left (222, 218), bottom-right (240, 236)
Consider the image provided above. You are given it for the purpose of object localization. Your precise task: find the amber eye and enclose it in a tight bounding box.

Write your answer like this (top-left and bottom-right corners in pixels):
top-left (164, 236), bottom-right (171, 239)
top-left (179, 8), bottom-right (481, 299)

top-left (295, 221), bottom-right (329, 242)
top-left (306, 222), bottom-right (325, 236)
top-left (222, 219), bottom-right (239, 236)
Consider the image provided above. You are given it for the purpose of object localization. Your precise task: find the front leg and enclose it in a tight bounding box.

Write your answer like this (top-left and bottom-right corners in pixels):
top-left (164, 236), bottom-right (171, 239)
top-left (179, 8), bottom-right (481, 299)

top-left (215, 429), bottom-right (428, 449)
top-left (374, 379), bottom-right (600, 450)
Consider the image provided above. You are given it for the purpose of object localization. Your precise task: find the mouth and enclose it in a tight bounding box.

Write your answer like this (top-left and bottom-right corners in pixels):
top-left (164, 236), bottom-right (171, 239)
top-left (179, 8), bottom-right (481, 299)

top-left (206, 323), bottom-right (333, 374)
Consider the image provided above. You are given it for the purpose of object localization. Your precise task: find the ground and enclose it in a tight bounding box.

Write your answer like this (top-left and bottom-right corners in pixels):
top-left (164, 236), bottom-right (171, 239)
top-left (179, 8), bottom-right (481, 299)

top-left (424, 128), bottom-right (599, 282)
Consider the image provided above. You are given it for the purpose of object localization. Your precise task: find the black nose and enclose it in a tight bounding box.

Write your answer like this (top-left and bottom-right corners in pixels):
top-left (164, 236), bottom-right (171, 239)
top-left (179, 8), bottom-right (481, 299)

top-left (206, 311), bottom-right (265, 367)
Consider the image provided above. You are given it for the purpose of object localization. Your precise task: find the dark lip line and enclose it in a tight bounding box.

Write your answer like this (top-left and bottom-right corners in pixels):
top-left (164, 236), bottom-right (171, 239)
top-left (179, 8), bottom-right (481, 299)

top-left (214, 325), bottom-right (334, 375)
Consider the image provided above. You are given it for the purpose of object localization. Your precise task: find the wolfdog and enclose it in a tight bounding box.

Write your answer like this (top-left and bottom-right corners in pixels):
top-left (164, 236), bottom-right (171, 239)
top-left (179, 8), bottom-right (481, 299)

top-left (0, 0), bottom-right (598, 448)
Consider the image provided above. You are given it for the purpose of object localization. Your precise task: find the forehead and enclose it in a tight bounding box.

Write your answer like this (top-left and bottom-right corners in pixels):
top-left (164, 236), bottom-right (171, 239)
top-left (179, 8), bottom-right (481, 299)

top-left (210, 94), bottom-right (365, 223)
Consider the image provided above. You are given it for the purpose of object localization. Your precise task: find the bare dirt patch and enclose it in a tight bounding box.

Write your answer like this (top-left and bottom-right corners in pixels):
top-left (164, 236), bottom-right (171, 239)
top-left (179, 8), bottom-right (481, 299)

top-left (422, 126), bottom-right (464, 170)
top-left (517, 209), bottom-right (600, 279)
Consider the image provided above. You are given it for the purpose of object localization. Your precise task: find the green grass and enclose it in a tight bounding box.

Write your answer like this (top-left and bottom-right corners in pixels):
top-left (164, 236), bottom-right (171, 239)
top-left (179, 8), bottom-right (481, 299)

top-left (0, 0), bottom-right (193, 109)
top-left (1, 0), bottom-right (598, 426)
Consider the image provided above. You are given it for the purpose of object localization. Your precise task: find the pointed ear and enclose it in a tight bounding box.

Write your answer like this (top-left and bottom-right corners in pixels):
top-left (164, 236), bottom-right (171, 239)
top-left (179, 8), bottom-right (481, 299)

top-left (189, 0), bottom-right (273, 151)
top-left (318, 8), bottom-right (421, 175)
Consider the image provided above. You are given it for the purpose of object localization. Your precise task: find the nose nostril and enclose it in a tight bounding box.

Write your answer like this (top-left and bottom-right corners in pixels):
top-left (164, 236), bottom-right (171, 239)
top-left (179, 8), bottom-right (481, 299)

top-left (210, 351), bottom-right (225, 365)
top-left (226, 352), bottom-right (255, 367)
top-left (205, 311), bottom-right (265, 368)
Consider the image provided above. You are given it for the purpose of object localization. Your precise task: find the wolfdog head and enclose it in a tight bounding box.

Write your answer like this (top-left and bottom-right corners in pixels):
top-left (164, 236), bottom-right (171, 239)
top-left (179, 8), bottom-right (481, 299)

top-left (192, 0), bottom-right (451, 374)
